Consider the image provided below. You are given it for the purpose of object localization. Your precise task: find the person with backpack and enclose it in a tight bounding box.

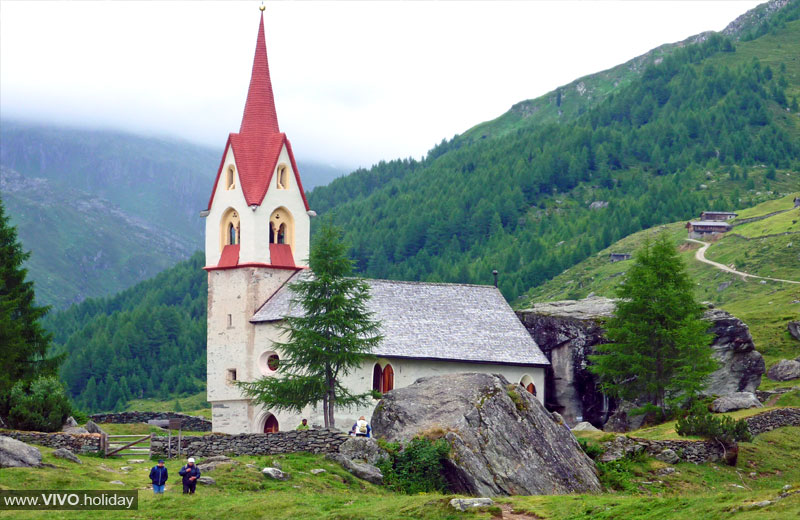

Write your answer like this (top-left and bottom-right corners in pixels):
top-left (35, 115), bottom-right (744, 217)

top-left (149, 459), bottom-right (168, 494)
top-left (178, 457), bottom-right (201, 494)
top-left (350, 416), bottom-right (371, 437)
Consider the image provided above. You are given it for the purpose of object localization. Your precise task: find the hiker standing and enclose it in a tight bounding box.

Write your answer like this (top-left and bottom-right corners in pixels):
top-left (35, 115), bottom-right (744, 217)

top-left (179, 457), bottom-right (201, 494)
top-left (149, 459), bottom-right (168, 494)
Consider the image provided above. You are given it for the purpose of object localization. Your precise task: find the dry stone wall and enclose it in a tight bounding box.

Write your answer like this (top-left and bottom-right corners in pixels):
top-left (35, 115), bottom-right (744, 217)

top-left (0, 430), bottom-right (102, 453)
top-left (89, 412), bottom-right (211, 431)
top-left (149, 429), bottom-right (349, 457)
top-left (745, 407), bottom-right (800, 436)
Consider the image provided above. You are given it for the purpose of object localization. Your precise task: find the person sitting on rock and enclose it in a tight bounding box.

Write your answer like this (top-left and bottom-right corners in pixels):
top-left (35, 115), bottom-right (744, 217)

top-left (178, 457), bottom-right (201, 494)
top-left (351, 416), bottom-right (371, 437)
top-left (296, 418), bottom-right (310, 431)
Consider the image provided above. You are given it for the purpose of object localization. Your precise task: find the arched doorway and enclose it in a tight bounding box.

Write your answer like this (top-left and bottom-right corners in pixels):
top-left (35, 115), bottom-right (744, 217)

top-left (263, 414), bottom-right (279, 433)
top-left (382, 364), bottom-right (394, 392)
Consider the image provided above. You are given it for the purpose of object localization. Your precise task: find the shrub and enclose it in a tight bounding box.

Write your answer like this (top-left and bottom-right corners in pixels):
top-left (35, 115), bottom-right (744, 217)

top-left (7, 376), bottom-right (72, 432)
top-left (676, 408), bottom-right (752, 444)
top-left (375, 436), bottom-right (451, 494)
top-left (578, 439), bottom-right (604, 461)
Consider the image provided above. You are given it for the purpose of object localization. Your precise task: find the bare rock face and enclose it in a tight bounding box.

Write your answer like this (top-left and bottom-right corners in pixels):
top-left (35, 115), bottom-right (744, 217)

top-left (516, 297), bottom-right (616, 427)
top-left (767, 359), bottom-right (800, 381)
top-left (704, 308), bottom-right (765, 396)
top-left (371, 373), bottom-right (601, 496)
top-left (517, 298), bottom-right (765, 430)
top-left (710, 392), bottom-right (763, 413)
top-left (84, 421), bottom-right (105, 435)
top-left (0, 436), bottom-right (42, 468)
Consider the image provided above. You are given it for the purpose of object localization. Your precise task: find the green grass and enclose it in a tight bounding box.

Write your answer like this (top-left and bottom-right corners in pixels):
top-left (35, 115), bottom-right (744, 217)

top-left (125, 392), bottom-right (211, 420)
top-left (3, 426), bottom-right (799, 519)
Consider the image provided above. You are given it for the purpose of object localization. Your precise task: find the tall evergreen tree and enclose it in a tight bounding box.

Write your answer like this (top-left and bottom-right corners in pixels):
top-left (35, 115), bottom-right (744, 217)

top-left (237, 223), bottom-right (382, 428)
top-left (0, 197), bottom-right (63, 418)
top-left (589, 233), bottom-right (716, 417)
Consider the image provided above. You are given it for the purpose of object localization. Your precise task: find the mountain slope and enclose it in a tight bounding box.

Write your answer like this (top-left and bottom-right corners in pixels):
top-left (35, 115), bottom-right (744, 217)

top-left (524, 193), bottom-right (800, 384)
top-left (0, 121), bottom-right (346, 307)
top-left (309, 5), bottom-right (800, 301)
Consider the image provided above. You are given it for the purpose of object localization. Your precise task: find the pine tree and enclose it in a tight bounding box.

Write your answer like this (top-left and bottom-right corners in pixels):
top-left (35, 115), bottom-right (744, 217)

top-left (589, 233), bottom-right (716, 417)
top-left (237, 223), bottom-right (382, 428)
top-left (0, 197), bottom-right (64, 418)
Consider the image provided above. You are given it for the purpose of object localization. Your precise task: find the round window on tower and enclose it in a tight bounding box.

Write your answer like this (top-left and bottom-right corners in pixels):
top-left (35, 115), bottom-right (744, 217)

top-left (258, 351), bottom-right (280, 376)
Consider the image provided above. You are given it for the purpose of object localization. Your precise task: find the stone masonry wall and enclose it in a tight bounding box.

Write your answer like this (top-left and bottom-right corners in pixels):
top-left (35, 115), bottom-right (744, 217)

top-left (745, 407), bottom-right (800, 436)
top-left (90, 412), bottom-right (211, 432)
top-left (0, 430), bottom-right (102, 453)
top-left (150, 429), bottom-right (349, 457)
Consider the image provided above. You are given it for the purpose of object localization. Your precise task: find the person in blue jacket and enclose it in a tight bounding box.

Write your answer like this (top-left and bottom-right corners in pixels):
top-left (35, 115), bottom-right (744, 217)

top-left (178, 457), bottom-right (201, 494)
top-left (149, 460), bottom-right (168, 494)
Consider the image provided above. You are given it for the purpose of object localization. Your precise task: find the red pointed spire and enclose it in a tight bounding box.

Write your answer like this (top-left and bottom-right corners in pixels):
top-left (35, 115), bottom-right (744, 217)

top-left (240, 13), bottom-right (280, 135)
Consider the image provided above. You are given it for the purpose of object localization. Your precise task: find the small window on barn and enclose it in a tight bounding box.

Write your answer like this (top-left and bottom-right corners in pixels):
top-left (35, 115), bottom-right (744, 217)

top-left (226, 368), bottom-right (237, 384)
top-left (227, 314), bottom-right (233, 328)
top-left (382, 364), bottom-right (394, 392)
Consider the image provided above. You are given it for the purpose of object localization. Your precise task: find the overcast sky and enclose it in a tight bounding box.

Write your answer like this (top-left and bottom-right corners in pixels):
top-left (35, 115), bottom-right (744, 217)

top-left (1, 1), bottom-right (762, 169)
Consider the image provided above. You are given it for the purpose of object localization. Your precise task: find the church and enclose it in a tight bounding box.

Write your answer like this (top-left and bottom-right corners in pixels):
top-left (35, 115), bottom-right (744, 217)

top-left (203, 12), bottom-right (548, 434)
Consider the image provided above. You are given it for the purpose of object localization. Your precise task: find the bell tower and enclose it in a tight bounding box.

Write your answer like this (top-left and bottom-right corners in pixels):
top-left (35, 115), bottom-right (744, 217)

top-left (203, 11), bottom-right (312, 433)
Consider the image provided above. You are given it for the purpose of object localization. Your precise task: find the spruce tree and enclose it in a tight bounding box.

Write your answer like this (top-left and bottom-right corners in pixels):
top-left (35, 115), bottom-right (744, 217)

top-left (0, 197), bottom-right (64, 418)
top-left (237, 223), bottom-right (382, 428)
top-left (589, 233), bottom-right (715, 417)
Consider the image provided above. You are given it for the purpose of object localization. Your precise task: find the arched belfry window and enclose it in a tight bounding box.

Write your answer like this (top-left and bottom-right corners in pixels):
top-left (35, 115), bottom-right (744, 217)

top-left (276, 164), bottom-right (289, 190)
top-left (226, 165), bottom-right (236, 190)
top-left (220, 208), bottom-right (240, 251)
top-left (269, 208), bottom-right (294, 249)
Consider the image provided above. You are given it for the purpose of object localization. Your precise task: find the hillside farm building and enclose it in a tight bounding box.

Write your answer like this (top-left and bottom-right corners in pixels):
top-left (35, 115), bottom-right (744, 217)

top-left (686, 220), bottom-right (732, 239)
top-left (608, 253), bottom-right (632, 262)
top-left (700, 211), bottom-right (738, 221)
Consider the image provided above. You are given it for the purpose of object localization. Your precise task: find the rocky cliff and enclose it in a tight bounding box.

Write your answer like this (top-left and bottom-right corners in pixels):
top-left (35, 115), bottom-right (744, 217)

top-left (517, 297), bottom-right (765, 428)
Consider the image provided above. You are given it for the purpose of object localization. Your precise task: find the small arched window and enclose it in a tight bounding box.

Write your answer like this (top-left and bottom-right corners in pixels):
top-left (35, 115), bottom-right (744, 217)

top-left (382, 364), bottom-right (394, 392)
top-left (372, 364), bottom-right (383, 393)
top-left (226, 166), bottom-right (236, 190)
top-left (276, 165), bottom-right (288, 189)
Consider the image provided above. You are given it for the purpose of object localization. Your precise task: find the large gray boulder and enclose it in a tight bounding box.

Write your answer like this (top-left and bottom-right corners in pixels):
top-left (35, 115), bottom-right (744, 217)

top-left (517, 299), bottom-right (765, 430)
top-left (84, 421), bottom-right (105, 435)
top-left (710, 392), bottom-right (763, 413)
top-left (0, 436), bottom-right (42, 468)
top-left (327, 454), bottom-right (383, 485)
top-left (767, 359), bottom-right (800, 381)
top-left (371, 373), bottom-right (601, 496)
top-left (337, 437), bottom-right (386, 465)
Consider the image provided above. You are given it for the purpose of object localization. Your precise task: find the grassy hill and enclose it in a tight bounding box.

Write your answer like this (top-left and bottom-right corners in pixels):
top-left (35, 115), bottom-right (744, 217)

top-left (0, 121), bottom-right (346, 308)
top-left (0, 420), bottom-right (798, 519)
top-left (523, 193), bottom-right (800, 387)
top-left (308, 2), bottom-right (800, 302)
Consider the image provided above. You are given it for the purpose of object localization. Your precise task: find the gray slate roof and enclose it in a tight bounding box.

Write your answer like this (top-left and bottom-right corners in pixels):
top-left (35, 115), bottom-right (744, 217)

top-left (251, 272), bottom-right (548, 366)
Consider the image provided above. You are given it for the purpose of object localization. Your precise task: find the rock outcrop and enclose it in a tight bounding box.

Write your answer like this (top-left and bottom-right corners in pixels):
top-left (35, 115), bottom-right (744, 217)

top-left (711, 392), bottom-right (763, 413)
top-left (516, 297), bottom-right (615, 427)
top-left (767, 359), bottom-right (800, 381)
top-left (788, 321), bottom-right (800, 342)
top-left (0, 436), bottom-right (42, 468)
top-left (326, 437), bottom-right (385, 485)
top-left (517, 298), bottom-right (766, 429)
top-left (52, 448), bottom-right (82, 464)
top-left (371, 373), bottom-right (601, 496)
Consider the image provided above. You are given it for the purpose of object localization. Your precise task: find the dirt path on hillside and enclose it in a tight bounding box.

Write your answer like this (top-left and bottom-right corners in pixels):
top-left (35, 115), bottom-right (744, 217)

top-left (684, 238), bottom-right (800, 284)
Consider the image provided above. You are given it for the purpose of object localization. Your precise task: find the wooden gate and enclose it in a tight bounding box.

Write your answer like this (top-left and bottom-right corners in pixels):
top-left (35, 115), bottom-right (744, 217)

top-left (103, 433), bottom-right (151, 458)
